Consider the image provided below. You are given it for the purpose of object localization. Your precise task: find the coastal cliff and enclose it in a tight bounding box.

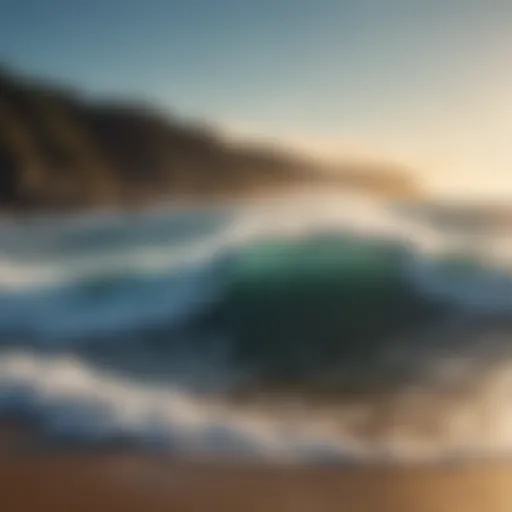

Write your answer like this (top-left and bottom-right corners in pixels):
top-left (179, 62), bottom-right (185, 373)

top-left (0, 67), bottom-right (420, 211)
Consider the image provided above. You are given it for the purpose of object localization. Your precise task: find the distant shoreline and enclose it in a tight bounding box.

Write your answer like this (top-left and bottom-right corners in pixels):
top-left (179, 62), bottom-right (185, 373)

top-left (0, 184), bottom-right (403, 220)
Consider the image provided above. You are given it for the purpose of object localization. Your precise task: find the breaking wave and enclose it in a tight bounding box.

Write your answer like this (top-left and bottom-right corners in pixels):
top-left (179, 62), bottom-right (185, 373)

top-left (1, 191), bottom-right (512, 463)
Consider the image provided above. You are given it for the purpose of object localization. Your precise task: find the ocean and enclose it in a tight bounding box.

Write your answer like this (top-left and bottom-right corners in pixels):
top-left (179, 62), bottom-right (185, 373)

top-left (1, 190), bottom-right (512, 464)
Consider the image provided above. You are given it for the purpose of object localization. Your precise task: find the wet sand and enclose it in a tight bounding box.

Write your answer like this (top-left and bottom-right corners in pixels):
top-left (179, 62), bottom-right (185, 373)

top-left (0, 421), bottom-right (510, 511)
top-left (0, 452), bottom-right (511, 511)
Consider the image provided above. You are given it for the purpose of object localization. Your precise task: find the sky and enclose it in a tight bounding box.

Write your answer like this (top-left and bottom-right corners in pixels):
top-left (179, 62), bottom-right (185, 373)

top-left (2, 0), bottom-right (512, 198)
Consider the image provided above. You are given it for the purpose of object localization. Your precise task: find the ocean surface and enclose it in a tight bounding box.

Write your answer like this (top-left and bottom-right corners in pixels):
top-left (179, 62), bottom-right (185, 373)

top-left (1, 190), bottom-right (512, 464)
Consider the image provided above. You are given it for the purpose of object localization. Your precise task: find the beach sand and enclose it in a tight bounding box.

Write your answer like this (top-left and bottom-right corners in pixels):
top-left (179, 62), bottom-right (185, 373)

top-left (1, 449), bottom-right (511, 511)
top-left (0, 420), bottom-right (509, 512)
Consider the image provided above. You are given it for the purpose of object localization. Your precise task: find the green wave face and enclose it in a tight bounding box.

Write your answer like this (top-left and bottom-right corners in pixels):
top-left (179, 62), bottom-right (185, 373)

top-left (221, 234), bottom-right (446, 389)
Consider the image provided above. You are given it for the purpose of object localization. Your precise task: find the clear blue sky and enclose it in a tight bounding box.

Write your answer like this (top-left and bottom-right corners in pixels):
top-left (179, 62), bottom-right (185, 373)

top-left (2, 0), bottom-right (512, 197)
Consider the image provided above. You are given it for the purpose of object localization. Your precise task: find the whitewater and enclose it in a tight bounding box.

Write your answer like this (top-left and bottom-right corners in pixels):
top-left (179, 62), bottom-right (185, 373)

top-left (1, 190), bottom-right (512, 464)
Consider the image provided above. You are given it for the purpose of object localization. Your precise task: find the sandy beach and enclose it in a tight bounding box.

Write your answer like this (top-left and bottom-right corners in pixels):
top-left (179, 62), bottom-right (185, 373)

top-left (1, 438), bottom-right (511, 512)
top-left (0, 421), bottom-right (509, 511)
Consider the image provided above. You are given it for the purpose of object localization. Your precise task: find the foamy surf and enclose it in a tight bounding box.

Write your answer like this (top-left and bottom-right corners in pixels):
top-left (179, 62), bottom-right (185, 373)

top-left (2, 341), bottom-right (512, 464)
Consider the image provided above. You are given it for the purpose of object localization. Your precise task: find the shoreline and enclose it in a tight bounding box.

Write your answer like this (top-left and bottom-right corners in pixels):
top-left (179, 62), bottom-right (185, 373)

top-left (0, 421), bottom-right (511, 511)
top-left (1, 451), bottom-right (511, 511)
top-left (0, 185), bottom-right (402, 222)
